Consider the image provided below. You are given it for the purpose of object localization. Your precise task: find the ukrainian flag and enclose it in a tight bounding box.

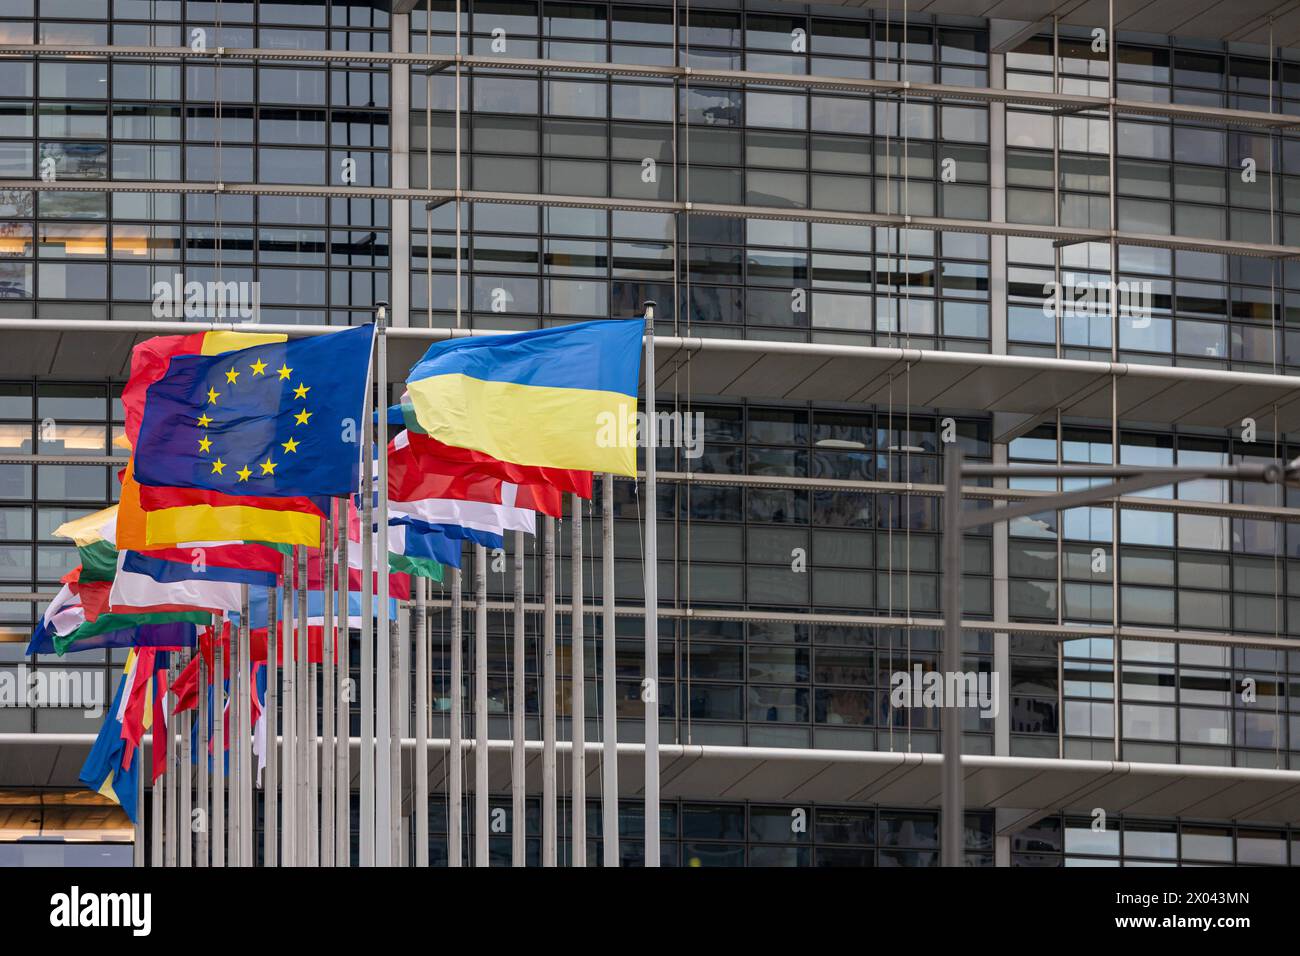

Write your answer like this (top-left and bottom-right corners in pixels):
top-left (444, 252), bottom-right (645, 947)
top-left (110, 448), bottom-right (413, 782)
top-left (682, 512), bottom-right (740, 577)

top-left (405, 319), bottom-right (644, 476)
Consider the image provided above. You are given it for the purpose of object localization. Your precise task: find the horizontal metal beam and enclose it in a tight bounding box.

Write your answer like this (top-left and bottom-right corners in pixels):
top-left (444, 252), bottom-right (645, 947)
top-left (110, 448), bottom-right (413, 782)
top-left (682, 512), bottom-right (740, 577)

top-left (11, 733), bottom-right (1300, 827)
top-left (0, 452), bottom-right (1292, 523)
top-left (2, 591), bottom-right (1295, 649)
top-left (2, 43), bottom-right (1298, 129)
top-left (2, 179), bottom-right (1298, 259)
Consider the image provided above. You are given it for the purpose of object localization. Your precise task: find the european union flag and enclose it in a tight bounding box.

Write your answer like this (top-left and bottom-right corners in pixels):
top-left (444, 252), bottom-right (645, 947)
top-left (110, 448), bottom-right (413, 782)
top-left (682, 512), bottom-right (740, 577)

top-left (133, 324), bottom-right (374, 499)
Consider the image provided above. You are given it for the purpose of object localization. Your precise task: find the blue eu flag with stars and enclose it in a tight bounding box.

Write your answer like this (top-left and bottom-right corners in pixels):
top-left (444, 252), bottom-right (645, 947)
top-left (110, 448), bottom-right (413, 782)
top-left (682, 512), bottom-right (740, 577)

top-left (133, 324), bottom-right (374, 499)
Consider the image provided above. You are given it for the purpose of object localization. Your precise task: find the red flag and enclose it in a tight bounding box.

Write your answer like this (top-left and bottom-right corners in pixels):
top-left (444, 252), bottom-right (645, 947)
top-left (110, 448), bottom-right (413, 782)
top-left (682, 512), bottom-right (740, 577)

top-left (389, 434), bottom-right (565, 516)
top-left (121, 333), bottom-right (207, 446)
top-left (136, 482), bottom-right (327, 518)
top-left (151, 658), bottom-right (169, 783)
top-left (396, 431), bottom-right (592, 499)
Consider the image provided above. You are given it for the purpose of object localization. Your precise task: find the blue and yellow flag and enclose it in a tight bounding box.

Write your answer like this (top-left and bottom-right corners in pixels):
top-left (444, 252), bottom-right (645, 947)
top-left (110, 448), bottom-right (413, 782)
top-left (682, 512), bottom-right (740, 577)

top-left (404, 319), bottom-right (644, 476)
top-left (133, 324), bottom-right (373, 499)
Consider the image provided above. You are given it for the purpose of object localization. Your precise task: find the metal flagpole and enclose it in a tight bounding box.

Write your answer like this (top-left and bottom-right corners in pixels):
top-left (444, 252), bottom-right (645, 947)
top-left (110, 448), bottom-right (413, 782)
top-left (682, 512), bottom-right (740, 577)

top-left (306, 544), bottom-right (319, 867)
top-left (542, 515), bottom-right (557, 866)
top-left (265, 584), bottom-right (278, 867)
top-left (196, 645), bottom-right (208, 868)
top-left (297, 544), bottom-right (312, 864)
top-left (228, 610), bottom-right (240, 866)
top-left (360, 375), bottom-right (375, 867)
top-left (415, 573), bottom-right (429, 866)
top-left (165, 654), bottom-right (177, 867)
top-left (134, 747), bottom-right (145, 867)
top-left (336, 506), bottom-right (350, 866)
top-left (449, 566), bottom-right (463, 866)
top-left (322, 507), bottom-right (335, 866)
top-left (390, 597), bottom-right (401, 864)
top-left (280, 550), bottom-right (296, 866)
top-left (474, 544), bottom-right (489, 866)
top-left (179, 647), bottom-right (192, 868)
top-left (375, 301), bottom-right (393, 866)
top-left (151, 753), bottom-right (162, 867)
top-left (641, 300), bottom-right (660, 867)
top-left (240, 584), bottom-right (253, 866)
top-left (570, 495), bottom-right (586, 866)
top-left (511, 530), bottom-right (525, 867)
top-left (941, 444), bottom-right (965, 867)
top-left (601, 474), bottom-right (618, 866)
top-left (213, 634), bottom-right (225, 868)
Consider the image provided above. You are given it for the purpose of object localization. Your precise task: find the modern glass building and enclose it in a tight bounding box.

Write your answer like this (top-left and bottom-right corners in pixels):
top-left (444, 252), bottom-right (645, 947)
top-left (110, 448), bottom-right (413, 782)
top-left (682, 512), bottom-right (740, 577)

top-left (4, 0), bottom-right (1300, 867)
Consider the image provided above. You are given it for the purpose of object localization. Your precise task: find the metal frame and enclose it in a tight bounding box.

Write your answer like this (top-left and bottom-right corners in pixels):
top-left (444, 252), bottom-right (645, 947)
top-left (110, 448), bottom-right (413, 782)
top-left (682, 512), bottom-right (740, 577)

top-left (939, 447), bottom-right (1300, 865)
top-left (4, 44), bottom-right (1300, 130)
top-left (4, 178), bottom-right (1299, 259)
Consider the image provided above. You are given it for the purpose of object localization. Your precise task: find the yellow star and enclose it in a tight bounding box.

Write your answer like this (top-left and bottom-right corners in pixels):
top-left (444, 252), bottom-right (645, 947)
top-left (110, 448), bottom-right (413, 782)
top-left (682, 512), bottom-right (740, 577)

top-left (197, 413), bottom-right (213, 428)
top-left (281, 437), bottom-right (300, 454)
top-left (198, 435), bottom-right (212, 453)
top-left (294, 409), bottom-right (312, 426)
top-left (249, 357), bottom-right (268, 376)
top-left (236, 465), bottom-right (252, 482)
top-left (210, 458), bottom-right (226, 475)
top-left (277, 363), bottom-right (293, 381)
top-left (293, 382), bottom-right (310, 399)
top-left (259, 457), bottom-right (277, 476)
top-left (206, 386), bottom-right (220, 405)
top-left (224, 366), bottom-right (240, 385)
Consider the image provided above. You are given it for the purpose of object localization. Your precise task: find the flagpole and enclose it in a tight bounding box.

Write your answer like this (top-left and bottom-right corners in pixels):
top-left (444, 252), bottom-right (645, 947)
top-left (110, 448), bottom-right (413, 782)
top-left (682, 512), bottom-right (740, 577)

top-left (280, 550), bottom-right (296, 866)
top-left (415, 573), bottom-right (429, 866)
top-left (240, 584), bottom-right (253, 866)
top-left (542, 515), bottom-right (556, 867)
top-left (196, 643), bottom-right (208, 868)
top-left (265, 582), bottom-right (278, 867)
top-left (390, 598), bottom-right (401, 864)
top-left (297, 544), bottom-right (312, 864)
top-left (449, 566), bottom-right (463, 867)
top-left (360, 384), bottom-right (375, 867)
top-left (375, 300), bottom-right (393, 867)
top-left (134, 743), bottom-right (145, 867)
top-left (322, 506), bottom-right (336, 866)
top-left (179, 646), bottom-right (192, 868)
top-left (306, 543), bottom-right (319, 867)
top-left (151, 733), bottom-right (162, 867)
top-left (511, 529), bottom-right (525, 867)
top-left (571, 496), bottom-right (586, 866)
top-left (601, 473), bottom-right (618, 866)
top-left (213, 633), bottom-right (225, 868)
top-left (228, 615), bottom-right (240, 866)
top-left (336, 505), bottom-right (350, 867)
top-left (165, 654), bottom-right (177, 867)
top-left (474, 544), bottom-right (488, 866)
top-left (642, 300), bottom-right (660, 867)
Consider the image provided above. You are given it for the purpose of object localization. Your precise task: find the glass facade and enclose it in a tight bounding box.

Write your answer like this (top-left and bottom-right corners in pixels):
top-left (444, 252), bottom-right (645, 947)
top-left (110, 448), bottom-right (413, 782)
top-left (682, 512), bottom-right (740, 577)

top-left (3, 0), bottom-right (1300, 866)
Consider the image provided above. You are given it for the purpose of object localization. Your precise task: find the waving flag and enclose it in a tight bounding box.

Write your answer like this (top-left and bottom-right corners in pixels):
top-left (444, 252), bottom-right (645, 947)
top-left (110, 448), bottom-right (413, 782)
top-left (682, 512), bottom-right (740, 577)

top-left (79, 655), bottom-right (141, 822)
top-left (109, 551), bottom-right (243, 615)
top-left (389, 430), bottom-right (566, 516)
top-left (390, 411), bottom-right (593, 498)
top-left (121, 330), bottom-right (289, 448)
top-left (133, 324), bottom-right (373, 499)
top-left (404, 318), bottom-right (643, 476)
top-left (27, 583), bottom-right (200, 655)
top-left (118, 460), bottom-right (322, 549)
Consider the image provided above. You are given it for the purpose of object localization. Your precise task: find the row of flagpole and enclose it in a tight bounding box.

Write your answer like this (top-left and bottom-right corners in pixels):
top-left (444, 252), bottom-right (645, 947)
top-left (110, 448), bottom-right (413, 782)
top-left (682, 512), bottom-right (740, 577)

top-left (135, 303), bottom-right (658, 868)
